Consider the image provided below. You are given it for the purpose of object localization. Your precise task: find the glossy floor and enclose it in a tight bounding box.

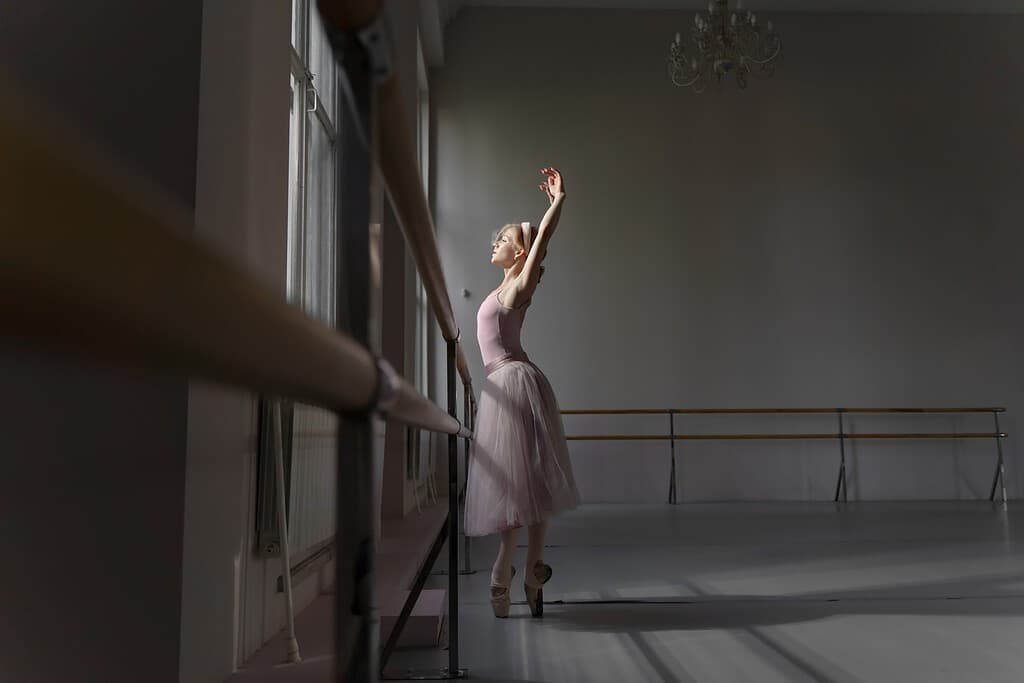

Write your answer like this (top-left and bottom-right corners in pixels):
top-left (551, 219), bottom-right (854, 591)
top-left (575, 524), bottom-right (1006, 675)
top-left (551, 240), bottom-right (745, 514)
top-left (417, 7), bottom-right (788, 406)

top-left (387, 501), bottom-right (1024, 683)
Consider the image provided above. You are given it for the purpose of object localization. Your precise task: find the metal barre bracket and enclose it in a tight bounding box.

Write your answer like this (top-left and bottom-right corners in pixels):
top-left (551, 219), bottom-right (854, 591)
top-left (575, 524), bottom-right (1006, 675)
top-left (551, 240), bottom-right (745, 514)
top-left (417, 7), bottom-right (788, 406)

top-left (342, 12), bottom-right (393, 83)
top-left (374, 355), bottom-right (399, 413)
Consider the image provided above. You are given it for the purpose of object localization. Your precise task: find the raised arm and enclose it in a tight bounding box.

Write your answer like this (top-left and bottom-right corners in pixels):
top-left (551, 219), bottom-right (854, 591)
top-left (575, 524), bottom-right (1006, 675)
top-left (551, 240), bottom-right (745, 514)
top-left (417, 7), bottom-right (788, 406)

top-left (517, 168), bottom-right (565, 296)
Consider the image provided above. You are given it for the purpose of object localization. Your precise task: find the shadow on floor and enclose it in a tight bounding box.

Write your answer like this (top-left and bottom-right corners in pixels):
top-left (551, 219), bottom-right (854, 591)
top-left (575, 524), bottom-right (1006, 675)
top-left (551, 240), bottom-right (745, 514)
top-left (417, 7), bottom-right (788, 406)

top-left (539, 570), bottom-right (1024, 633)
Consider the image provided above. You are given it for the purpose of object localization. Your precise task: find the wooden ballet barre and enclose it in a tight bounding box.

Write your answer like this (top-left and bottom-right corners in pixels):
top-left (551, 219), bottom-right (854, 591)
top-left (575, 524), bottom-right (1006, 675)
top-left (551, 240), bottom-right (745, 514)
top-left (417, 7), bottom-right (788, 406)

top-left (562, 405), bottom-right (1010, 508)
top-left (375, 57), bottom-right (473, 388)
top-left (317, 0), bottom-right (472, 391)
top-left (0, 78), bottom-right (468, 440)
top-left (563, 407), bottom-right (1006, 415)
top-left (567, 432), bottom-right (1007, 441)
top-left (844, 407), bottom-right (1006, 414)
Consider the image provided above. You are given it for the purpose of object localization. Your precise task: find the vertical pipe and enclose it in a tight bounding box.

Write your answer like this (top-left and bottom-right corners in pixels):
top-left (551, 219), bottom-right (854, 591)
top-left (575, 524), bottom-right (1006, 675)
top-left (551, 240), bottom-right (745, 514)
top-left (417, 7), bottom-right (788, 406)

top-left (835, 410), bottom-right (848, 503)
top-left (462, 390), bottom-right (469, 493)
top-left (273, 401), bottom-right (303, 663)
top-left (335, 29), bottom-right (376, 682)
top-left (461, 385), bottom-right (473, 574)
top-left (668, 410), bottom-right (677, 505)
top-left (446, 340), bottom-right (462, 676)
top-left (990, 411), bottom-right (1008, 509)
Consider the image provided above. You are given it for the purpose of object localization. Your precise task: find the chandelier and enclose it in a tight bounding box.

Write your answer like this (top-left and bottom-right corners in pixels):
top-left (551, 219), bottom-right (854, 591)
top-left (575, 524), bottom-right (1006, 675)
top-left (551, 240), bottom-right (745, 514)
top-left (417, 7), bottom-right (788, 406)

top-left (668, 0), bottom-right (781, 93)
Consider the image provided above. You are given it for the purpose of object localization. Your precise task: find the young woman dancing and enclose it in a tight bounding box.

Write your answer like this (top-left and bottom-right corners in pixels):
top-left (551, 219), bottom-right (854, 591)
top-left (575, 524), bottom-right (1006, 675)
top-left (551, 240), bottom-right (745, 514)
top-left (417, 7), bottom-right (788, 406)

top-left (463, 167), bottom-right (580, 618)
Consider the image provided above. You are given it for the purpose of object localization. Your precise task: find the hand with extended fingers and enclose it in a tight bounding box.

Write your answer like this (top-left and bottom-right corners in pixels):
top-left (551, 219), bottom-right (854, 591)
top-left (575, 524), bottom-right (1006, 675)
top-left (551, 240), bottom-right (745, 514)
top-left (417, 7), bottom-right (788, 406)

top-left (538, 167), bottom-right (565, 205)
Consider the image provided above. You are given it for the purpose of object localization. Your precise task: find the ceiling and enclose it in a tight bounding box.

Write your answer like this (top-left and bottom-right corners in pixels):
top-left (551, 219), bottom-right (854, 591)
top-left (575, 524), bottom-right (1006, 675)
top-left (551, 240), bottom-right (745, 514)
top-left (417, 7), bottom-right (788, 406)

top-left (427, 0), bottom-right (1022, 65)
top-left (443, 0), bottom-right (1024, 14)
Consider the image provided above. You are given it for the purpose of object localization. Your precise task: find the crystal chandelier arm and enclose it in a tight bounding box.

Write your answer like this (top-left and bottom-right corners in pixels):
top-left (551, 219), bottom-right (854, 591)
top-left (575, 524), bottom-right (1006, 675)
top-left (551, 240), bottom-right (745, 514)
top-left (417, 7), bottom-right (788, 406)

top-left (670, 71), bottom-right (702, 88)
top-left (734, 24), bottom-right (781, 66)
top-left (738, 38), bottom-right (781, 66)
top-left (668, 42), bottom-right (703, 89)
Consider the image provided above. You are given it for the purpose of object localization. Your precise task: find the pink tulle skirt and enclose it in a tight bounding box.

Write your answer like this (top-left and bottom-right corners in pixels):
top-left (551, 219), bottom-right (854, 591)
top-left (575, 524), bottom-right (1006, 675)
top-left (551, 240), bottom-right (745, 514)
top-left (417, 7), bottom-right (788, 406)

top-left (464, 359), bottom-right (580, 537)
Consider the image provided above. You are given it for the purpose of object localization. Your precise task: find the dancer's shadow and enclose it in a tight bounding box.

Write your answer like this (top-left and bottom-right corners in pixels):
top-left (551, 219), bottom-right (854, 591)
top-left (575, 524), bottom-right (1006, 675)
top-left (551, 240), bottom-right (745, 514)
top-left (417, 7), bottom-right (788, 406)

top-left (540, 571), bottom-right (1024, 633)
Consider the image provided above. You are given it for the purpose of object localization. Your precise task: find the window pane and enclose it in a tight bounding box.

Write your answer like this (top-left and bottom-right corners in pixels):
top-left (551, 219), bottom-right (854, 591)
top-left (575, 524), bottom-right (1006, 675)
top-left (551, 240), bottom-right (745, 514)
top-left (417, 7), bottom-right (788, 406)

top-left (286, 72), bottom-right (303, 304)
top-left (291, 0), bottom-right (303, 51)
top-left (302, 115), bottom-right (336, 325)
top-left (309, 6), bottom-right (338, 126)
top-left (288, 404), bottom-right (338, 554)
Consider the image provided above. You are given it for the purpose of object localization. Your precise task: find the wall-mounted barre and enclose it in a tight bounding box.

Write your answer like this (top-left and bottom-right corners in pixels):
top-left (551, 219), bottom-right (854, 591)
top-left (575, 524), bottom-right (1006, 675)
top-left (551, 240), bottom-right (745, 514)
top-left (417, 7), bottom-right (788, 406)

top-left (562, 407), bottom-right (1009, 508)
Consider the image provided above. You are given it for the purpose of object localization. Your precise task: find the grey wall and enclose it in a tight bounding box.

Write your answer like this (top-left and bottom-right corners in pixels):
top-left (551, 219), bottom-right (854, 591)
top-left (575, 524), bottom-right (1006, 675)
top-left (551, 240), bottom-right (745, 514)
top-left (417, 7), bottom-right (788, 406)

top-left (179, 2), bottom-right (296, 681)
top-left (433, 9), bottom-right (1024, 503)
top-left (0, 2), bottom-right (202, 682)
top-left (380, 1), bottom-right (421, 521)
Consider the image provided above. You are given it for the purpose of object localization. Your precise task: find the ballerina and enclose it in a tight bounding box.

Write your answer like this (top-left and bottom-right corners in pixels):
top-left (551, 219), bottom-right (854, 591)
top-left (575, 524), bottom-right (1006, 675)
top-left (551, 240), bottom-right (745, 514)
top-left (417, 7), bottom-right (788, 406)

top-left (463, 167), bottom-right (581, 618)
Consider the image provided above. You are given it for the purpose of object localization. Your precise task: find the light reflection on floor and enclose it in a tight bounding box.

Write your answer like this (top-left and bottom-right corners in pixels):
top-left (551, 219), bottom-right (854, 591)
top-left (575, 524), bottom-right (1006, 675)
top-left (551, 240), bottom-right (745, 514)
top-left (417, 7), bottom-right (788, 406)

top-left (387, 502), bottom-right (1024, 683)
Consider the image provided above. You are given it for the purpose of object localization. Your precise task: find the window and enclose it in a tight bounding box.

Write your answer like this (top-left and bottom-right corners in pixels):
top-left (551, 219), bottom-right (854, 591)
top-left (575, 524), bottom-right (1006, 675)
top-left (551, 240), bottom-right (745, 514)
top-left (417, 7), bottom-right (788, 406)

top-left (414, 32), bottom-right (430, 401)
top-left (287, 0), bottom-right (338, 321)
top-left (285, 0), bottom-right (340, 559)
top-left (406, 32), bottom-right (436, 507)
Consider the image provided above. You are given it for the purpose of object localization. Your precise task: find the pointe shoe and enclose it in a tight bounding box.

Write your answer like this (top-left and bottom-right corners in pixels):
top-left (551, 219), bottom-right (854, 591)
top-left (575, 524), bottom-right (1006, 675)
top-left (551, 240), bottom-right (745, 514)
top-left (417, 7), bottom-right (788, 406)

top-left (490, 566), bottom-right (516, 618)
top-left (525, 561), bottom-right (552, 618)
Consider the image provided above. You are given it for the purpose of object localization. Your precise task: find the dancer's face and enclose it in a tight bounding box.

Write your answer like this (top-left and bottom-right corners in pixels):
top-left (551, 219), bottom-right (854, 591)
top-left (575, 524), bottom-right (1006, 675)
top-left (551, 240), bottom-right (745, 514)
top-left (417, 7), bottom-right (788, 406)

top-left (491, 228), bottom-right (523, 268)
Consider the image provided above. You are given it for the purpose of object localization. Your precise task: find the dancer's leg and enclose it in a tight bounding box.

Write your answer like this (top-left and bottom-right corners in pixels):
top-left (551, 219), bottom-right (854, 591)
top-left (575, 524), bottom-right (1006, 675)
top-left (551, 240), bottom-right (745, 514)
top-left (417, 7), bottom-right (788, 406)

top-left (524, 520), bottom-right (548, 587)
top-left (491, 527), bottom-right (519, 586)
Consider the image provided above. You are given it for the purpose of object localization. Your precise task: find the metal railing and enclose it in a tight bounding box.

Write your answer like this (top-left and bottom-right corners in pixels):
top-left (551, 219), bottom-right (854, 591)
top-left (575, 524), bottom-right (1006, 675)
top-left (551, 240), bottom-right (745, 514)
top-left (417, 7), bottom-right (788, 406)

top-left (563, 407), bottom-right (1009, 507)
top-left (318, 2), bottom-right (473, 679)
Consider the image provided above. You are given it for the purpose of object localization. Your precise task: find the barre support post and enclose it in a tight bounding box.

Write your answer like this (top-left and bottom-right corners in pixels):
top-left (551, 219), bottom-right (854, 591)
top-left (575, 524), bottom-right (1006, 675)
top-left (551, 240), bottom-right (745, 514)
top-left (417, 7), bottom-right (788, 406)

top-left (668, 410), bottom-right (678, 505)
top-left (989, 410), bottom-right (1008, 510)
top-left (445, 340), bottom-right (467, 677)
top-left (332, 9), bottom-right (379, 679)
top-left (835, 409), bottom-right (848, 503)
top-left (461, 387), bottom-right (474, 575)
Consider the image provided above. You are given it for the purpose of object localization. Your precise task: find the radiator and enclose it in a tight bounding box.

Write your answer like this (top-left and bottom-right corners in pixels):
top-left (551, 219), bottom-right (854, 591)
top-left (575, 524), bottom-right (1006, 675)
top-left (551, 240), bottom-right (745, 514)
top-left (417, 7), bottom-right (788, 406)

top-left (255, 399), bottom-right (337, 562)
top-left (287, 403), bottom-right (338, 558)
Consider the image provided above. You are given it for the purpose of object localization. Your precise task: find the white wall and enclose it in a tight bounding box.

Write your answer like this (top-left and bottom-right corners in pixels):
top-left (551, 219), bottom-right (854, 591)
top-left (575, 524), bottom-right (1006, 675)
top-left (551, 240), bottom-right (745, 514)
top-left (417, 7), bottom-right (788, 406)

top-left (432, 9), bottom-right (1024, 503)
top-left (0, 2), bottom-right (202, 682)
